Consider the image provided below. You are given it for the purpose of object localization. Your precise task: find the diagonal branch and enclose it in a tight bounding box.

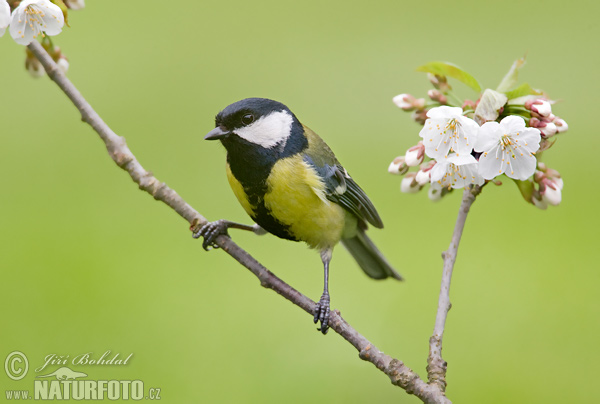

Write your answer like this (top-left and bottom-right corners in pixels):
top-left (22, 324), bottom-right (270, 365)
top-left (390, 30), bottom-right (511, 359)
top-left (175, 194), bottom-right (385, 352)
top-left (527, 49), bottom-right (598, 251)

top-left (427, 185), bottom-right (481, 391)
top-left (28, 41), bottom-right (451, 404)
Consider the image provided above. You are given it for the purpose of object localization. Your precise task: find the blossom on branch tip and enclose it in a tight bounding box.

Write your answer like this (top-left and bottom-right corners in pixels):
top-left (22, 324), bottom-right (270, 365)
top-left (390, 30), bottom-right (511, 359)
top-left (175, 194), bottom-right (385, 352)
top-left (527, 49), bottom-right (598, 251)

top-left (9, 0), bottom-right (64, 46)
top-left (419, 106), bottom-right (479, 160)
top-left (430, 154), bottom-right (484, 189)
top-left (474, 116), bottom-right (541, 180)
top-left (0, 0), bottom-right (9, 37)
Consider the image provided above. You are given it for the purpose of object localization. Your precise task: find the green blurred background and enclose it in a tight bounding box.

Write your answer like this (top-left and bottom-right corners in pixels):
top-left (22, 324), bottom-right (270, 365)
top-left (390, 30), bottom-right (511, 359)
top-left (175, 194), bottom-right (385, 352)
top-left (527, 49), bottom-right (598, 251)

top-left (1, 0), bottom-right (598, 402)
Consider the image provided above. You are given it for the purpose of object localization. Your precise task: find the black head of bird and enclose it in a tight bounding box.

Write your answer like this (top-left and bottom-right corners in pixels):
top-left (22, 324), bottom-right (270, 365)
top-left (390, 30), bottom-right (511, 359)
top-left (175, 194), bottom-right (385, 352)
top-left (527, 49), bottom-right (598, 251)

top-left (196, 98), bottom-right (402, 334)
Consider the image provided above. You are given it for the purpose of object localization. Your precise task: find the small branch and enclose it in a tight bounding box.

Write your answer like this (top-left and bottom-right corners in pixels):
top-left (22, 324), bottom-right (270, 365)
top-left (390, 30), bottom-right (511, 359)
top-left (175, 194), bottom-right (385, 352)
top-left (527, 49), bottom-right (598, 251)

top-left (28, 41), bottom-right (450, 403)
top-left (427, 186), bottom-right (481, 391)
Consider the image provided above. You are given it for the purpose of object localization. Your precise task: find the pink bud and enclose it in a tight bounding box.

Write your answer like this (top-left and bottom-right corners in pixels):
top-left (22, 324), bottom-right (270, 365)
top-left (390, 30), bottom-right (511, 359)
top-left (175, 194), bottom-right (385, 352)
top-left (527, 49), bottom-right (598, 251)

top-left (400, 173), bottom-right (420, 193)
top-left (393, 94), bottom-right (416, 111)
top-left (532, 195), bottom-right (548, 210)
top-left (540, 122), bottom-right (557, 138)
top-left (404, 142), bottom-right (425, 167)
top-left (411, 109), bottom-right (428, 125)
top-left (388, 156), bottom-right (409, 175)
top-left (529, 100), bottom-right (552, 117)
top-left (529, 117), bottom-right (542, 128)
top-left (462, 99), bottom-right (477, 110)
top-left (428, 184), bottom-right (443, 201)
top-left (554, 117), bottom-right (568, 133)
top-left (541, 183), bottom-right (562, 206)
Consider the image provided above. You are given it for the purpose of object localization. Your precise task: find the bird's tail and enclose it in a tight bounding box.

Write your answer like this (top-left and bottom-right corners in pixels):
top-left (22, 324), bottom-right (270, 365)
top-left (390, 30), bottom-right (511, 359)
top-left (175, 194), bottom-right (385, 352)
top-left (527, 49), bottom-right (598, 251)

top-left (341, 229), bottom-right (403, 281)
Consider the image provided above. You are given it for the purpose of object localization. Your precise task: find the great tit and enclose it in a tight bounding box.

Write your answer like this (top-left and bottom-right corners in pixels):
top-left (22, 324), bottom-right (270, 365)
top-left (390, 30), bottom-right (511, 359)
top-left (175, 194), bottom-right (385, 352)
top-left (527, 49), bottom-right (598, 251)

top-left (195, 98), bottom-right (402, 334)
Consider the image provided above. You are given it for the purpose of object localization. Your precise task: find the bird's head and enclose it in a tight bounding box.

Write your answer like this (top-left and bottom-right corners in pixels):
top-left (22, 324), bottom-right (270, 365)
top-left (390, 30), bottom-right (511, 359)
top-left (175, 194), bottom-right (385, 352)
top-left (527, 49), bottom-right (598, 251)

top-left (205, 98), bottom-right (302, 151)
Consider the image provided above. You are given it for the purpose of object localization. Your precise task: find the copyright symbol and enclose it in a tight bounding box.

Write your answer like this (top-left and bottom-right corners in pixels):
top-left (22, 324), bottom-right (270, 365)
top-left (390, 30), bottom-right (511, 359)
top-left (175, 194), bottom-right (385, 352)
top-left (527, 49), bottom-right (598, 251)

top-left (5, 351), bottom-right (29, 380)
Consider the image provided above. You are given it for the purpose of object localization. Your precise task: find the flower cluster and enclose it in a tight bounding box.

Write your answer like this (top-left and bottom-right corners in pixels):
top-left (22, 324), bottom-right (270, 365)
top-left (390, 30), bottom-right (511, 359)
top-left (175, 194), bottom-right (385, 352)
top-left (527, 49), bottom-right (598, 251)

top-left (389, 60), bottom-right (568, 208)
top-left (1, 0), bottom-right (84, 76)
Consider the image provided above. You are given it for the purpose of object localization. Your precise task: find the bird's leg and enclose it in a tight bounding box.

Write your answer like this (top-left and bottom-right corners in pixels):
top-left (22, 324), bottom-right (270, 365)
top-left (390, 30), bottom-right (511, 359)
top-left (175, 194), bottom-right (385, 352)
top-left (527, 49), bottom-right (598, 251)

top-left (314, 248), bottom-right (332, 334)
top-left (192, 220), bottom-right (265, 251)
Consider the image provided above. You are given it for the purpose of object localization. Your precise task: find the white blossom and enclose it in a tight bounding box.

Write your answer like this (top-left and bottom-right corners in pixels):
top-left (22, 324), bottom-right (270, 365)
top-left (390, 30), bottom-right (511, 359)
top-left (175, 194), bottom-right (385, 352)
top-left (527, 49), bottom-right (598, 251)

top-left (474, 116), bottom-right (541, 180)
top-left (430, 154), bottom-right (484, 189)
top-left (9, 0), bottom-right (64, 46)
top-left (419, 106), bottom-right (479, 160)
top-left (0, 0), bottom-right (10, 37)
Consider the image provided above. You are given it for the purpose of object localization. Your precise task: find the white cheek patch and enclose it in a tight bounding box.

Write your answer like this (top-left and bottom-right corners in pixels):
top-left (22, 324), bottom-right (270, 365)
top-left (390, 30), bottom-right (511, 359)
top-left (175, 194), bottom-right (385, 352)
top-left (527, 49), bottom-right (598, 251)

top-left (234, 110), bottom-right (293, 149)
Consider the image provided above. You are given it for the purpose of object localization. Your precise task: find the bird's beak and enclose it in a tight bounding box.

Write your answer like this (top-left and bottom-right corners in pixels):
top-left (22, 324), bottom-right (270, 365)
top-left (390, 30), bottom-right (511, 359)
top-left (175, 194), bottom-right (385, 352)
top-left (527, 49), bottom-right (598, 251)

top-left (204, 126), bottom-right (230, 140)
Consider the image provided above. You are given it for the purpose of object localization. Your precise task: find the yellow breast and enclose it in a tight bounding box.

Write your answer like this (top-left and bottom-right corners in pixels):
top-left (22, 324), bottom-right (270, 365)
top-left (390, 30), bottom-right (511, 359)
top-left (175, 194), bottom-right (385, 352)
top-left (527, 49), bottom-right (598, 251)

top-left (264, 155), bottom-right (346, 250)
top-left (226, 163), bottom-right (255, 217)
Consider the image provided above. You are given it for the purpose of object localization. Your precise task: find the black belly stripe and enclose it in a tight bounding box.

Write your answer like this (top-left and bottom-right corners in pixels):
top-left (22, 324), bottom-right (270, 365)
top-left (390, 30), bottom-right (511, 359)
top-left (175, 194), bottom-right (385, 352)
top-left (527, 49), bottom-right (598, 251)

top-left (222, 121), bottom-right (308, 242)
top-left (224, 139), bottom-right (298, 242)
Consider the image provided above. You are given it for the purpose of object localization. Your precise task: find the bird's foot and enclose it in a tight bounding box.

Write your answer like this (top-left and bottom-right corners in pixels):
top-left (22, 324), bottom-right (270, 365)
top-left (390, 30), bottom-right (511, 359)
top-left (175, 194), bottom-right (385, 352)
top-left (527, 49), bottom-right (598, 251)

top-left (313, 292), bottom-right (330, 334)
top-left (192, 220), bottom-right (230, 251)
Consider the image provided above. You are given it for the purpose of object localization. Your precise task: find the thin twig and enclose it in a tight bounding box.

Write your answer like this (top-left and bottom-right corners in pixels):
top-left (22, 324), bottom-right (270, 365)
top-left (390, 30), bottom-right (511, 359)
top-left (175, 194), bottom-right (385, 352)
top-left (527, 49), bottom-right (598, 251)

top-left (427, 186), bottom-right (481, 391)
top-left (28, 41), bottom-right (451, 403)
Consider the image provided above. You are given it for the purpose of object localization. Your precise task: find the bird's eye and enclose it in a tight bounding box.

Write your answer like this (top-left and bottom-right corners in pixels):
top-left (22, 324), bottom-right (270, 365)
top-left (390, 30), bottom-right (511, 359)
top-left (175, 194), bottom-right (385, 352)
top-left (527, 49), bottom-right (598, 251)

top-left (241, 114), bottom-right (255, 126)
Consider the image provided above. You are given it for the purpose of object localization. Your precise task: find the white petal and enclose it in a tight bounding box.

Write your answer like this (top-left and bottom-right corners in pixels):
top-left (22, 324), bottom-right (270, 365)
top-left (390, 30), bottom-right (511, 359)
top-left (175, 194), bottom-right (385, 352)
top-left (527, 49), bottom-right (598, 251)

top-left (429, 161), bottom-right (448, 183)
top-left (513, 127), bottom-right (541, 153)
top-left (474, 121), bottom-right (501, 152)
top-left (499, 115), bottom-right (527, 134)
top-left (477, 145), bottom-right (504, 179)
top-left (419, 118), bottom-right (452, 160)
top-left (9, 14), bottom-right (32, 45)
top-left (503, 149), bottom-right (537, 180)
top-left (0, 0), bottom-right (10, 35)
top-left (446, 154), bottom-right (477, 166)
top-left (427, 106), bottom-right (462, 120)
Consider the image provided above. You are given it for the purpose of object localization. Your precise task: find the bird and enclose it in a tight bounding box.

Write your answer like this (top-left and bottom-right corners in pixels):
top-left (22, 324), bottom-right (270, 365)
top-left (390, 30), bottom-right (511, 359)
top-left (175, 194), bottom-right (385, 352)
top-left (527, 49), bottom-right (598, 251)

top-left (194, 98), bottom-right (402, 334)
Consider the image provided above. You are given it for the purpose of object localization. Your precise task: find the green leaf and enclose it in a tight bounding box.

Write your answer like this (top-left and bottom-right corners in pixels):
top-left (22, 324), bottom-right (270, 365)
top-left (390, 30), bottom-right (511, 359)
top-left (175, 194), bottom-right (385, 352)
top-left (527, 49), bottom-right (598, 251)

top-left (416, 61), bottom-right (481, 92)
top-left (513, 179), bottom-right (534, 203)
top-left (473, 89), bottom-right (508, 125)
top-left (504, 83), bottom-right (542, 100)
top-left (496, 57), bottom-right (526, 93)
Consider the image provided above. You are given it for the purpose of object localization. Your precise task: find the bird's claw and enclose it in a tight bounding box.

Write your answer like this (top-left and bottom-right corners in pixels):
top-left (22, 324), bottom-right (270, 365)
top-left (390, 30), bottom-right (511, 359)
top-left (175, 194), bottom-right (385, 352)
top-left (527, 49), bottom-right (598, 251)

top-left (313, 292), bottom-right (330, 334)
top-left (192, 220), bottom-right (229, 251)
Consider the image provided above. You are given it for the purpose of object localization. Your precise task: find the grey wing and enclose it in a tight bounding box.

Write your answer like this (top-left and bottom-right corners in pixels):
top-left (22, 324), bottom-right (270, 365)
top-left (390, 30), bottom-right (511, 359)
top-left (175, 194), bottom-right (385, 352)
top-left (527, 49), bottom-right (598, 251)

top-left (304, 156), bottom-right (384, 229)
